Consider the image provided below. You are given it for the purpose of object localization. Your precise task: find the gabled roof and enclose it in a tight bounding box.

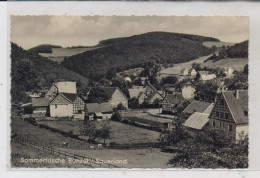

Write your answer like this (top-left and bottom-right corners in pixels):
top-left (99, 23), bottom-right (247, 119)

top-left (53, 81), bottom-right (77, 94)
top-left (184, 112), bottom-right (209, 130)
top-left (100, 87), bottom-right (128, 100)
top-left (129, 88), bottom-right (146, 99)
top-left (61, 93), bottom-right (78, 102)
top-left (163, 93), bottom-right (186, 105)
top-left (198, 71), bottom-right (216, 81)
top-left (145, 82), bottom-right (158, 92)
top-left (222, 90), bottom-right (248, 124)
top-left (183, 100), bottom-right (214, 115)
top-left (86, 102), bottom-right (113, 113)
top-left (32, 98), bottom-right (50, 107)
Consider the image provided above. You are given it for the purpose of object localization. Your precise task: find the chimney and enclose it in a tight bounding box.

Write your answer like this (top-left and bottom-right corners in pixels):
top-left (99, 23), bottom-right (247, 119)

top-left (235, 90), bottom-right (239, 99)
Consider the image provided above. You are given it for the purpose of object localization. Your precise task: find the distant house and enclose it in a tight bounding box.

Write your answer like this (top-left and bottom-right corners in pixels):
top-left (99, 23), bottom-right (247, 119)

top-left (182, 100), bottom-right (214, 118)
top-left (181, 68), bottom-right (189, 76)
top-left (208, 90), bottom-right (248, 140)
top-left (162, 93), bottom-right (186, 114)
top-left (85, 102), bottom-right (113, 120)
top-left (45, 81), bottom-right (77, 100)
top-left (100, 87), bottom-right (128, 109)
top-left (189, 68), bottom-right (197, 76)
top-left (224, 67), bottom-right (234, 76)
top-left (128, 87), bottom-right (146, 104)
top-left (144, 83), bottom-right (164, 104)
top-left (197, 71), bottom-right (216, 82)
top-left (31, 98), bottom-right (50, 114)
top-left (183, 101), bottom-right (214, 131)
top-left (49, 93), bottom-right (85, 118)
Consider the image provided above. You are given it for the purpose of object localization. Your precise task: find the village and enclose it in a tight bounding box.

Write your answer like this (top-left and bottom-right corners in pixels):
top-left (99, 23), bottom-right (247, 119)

top-left (11, 57), bottom-right (249, 168)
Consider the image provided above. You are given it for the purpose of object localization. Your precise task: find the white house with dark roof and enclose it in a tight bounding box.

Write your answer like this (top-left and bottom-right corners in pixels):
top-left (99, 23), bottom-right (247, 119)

top-left (49, 93), bottom-right (85, 118)
top-left (209, 90), bottom-right (248, 140)
top-left (197, 71), bottom-right (216, 82)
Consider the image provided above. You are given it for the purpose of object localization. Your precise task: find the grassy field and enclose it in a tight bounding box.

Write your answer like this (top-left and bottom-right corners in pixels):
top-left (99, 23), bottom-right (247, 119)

top-left (62, 148), bottom-right (173, 168)
top-left (37, 120), bottom-right (160, 144)
top-left (202, 41), bottom-right (235, 48)
top-left (11, 112), bottom-right (86, 147)
top-left (201, 58), bottom-right (248, 71)
top-left (159, 54), bottom-right (212, 77)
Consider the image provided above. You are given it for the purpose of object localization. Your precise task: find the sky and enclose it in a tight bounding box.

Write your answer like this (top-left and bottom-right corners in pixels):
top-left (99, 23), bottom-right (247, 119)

top-left (11, 16), bottom-right (249, 50)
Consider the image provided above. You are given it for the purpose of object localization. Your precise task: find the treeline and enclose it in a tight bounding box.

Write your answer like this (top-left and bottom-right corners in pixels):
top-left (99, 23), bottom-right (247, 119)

top-left (11, 43), bottom-right (89, 104)
top-left (61, 32), bottom-right (218, 81)
top-left (28, 44), bottom-right (62, 53)
top-left (206, 40), bottom-right (248, 62)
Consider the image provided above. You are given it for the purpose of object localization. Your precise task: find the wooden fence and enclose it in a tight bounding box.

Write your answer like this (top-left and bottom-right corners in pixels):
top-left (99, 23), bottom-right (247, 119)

top-left (12, 136), bottom-right (122, 168)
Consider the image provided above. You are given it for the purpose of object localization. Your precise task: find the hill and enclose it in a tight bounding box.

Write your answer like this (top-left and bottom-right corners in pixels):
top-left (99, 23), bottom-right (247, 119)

top-left (226, 40), bottom-right (248, 58)
top-left (11, 43), bottom-right (89, 104)
top-left (28, 44), bottom-right (62, 53)
top-left (61, 32), bottom-right (219, 80)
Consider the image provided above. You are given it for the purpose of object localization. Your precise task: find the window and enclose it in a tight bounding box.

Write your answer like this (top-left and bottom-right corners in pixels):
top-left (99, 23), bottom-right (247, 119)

top-left (224, 113), bottom-right (229, 119)
top-left (212, 121), bottom-right (216, 127)
top-left (220, 112), bottom-right (224, 118)
top-left (55, 104), bottom-right (57, 108)
top-left (216, 112), bottom-right (219, 117)
top-left (244, 110), bottom-right (248, 116)
top-left (228, 125), bottom-right (233, 131)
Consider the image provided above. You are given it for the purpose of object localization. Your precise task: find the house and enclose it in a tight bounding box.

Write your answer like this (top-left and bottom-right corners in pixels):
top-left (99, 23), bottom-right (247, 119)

top-left (189, 68), bottom-right (197, 76)
top-left (224, 67), bottom-right (234, 77)
top-left (183, 101), bottom-right (214, 131)
top-left (49, 93), bottom-right (85, 118)
top-left (143, 83), bottom-right (164, 104)
top-left (181, 68), bottom-right (189, 76)
top-left (31, 98), bottom-right (50, 114)
top-left (85, 102), bottom-right (113, 120)
top-left (208, 90), bottom-right (248, 140)
top-left (181, 83), bottom-right (196, 100)
top-left (128, 87), bottom-right (146, 104)
top-left (100, 87), bottom-right (128, 109)
top-left (197, 71), bottom-right (216, 82)
top-left (45, 81), bottom-right (77, 100)
top-left (182, 100), bottom-right (214, 118)
top-left (162, 93), bottom-right (186, 114)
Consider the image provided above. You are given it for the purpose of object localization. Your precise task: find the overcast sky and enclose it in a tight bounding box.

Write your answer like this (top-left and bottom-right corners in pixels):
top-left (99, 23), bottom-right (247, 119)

top-left (11, 16), bottom-right (249, 50)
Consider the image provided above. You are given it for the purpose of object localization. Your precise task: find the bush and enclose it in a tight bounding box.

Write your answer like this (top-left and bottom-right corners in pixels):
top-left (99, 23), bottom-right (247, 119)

top-left (111, 112), bottom-right (122, 122)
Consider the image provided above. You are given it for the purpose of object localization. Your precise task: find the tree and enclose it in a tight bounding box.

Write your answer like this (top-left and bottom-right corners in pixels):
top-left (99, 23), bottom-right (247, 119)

top-left (111, 111), bottom-right (122, 122)
top-left (243, 64), bottom-right (248, 75)
top-left (195, 81), bottom-right (218, 102)
top-left (129, 97), bottom-right (140, 109)
top-left (79, 121), bottom-right (97, 140)
top-left (132, 77), bottom-right (143, 86)
top-left (153, 98), bottom-right (161, 108)
top-left (224, 71), bottom-right (248, 90)
top-left (106, 68), bottom-right (117, 80)
top-left (98, 121), bottom-right (111, 144)
top-left (161, 76), bottom-right (178, 85)
top-left (117, 103), bottom-right (126, 110)
top-left (191, 62), bottom-right (201, 71)
top-left (86, 87), bottom-right (110, 103)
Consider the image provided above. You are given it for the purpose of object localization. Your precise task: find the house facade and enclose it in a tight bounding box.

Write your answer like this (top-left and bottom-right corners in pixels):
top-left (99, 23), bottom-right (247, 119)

top-left (162, 93), bottom-right (186, 114)
top-left (49, 93), bottom-right (85, 118)
top-left (189, 68), bottom-right (197, 76)
top-left (208, 90), bottom-right (248, 140)
top-left (101, 87), bottom-right (129, 109)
